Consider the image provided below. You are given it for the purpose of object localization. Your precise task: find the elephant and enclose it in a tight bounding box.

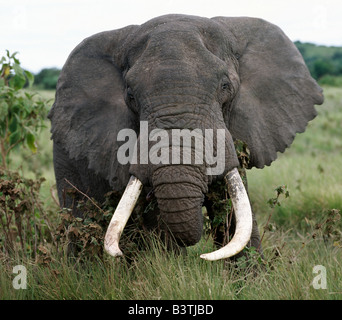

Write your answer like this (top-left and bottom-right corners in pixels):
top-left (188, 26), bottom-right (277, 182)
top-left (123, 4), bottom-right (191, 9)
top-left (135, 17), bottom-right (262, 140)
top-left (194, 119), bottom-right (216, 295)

top-left (48, 14), bottom-right (323, 261)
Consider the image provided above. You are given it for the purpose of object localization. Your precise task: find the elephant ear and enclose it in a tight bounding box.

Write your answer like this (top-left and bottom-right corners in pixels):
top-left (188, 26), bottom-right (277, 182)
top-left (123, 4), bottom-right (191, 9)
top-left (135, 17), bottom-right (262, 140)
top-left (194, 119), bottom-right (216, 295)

top-left (48, 26), bottom-right (138, 191)
top-left (213, 17), bottom-right (324, 168)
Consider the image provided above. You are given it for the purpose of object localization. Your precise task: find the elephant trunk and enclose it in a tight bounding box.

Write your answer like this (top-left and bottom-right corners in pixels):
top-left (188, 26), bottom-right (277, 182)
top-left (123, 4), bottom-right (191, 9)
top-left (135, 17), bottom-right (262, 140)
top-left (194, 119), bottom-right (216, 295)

top-left (151, 165), bottom-right (208, 246)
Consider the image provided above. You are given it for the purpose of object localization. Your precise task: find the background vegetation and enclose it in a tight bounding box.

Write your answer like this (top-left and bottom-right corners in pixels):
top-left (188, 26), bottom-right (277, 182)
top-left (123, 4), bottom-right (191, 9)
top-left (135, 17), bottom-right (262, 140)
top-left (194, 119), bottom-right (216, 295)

top-left (0, 46), bottom-right (341, 300)
top-left (295, 41), bottom-right (342, 87)
top-left (33, 68), bottom-right (61, 90)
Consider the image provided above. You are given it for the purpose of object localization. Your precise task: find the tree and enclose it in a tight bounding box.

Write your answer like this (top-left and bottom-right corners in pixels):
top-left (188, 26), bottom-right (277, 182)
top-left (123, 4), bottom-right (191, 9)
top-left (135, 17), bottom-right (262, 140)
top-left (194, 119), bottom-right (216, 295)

top-left (312, 59), bottom-right (334, 79)
top-left (34, 68), bottom-right (60, 89)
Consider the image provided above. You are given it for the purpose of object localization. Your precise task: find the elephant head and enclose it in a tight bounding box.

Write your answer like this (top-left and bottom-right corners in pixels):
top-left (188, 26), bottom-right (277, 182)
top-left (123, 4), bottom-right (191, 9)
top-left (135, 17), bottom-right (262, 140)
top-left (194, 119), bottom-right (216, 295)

top-left (49, 15), bottom-right (323, 261)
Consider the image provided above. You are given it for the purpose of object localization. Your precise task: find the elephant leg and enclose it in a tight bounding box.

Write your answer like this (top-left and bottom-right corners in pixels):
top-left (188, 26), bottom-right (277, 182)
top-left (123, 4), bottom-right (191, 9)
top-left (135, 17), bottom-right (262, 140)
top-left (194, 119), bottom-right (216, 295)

top-left (53, 142), bottom-right (112, 214)
top-left (204, 168), bottom-right (263, 260)
top-left (53, 142), bottom-right (87, 218)
top-left (53, 142), bottom-right (94, 256)
top-left (226, 205), bottom-right (264, 261)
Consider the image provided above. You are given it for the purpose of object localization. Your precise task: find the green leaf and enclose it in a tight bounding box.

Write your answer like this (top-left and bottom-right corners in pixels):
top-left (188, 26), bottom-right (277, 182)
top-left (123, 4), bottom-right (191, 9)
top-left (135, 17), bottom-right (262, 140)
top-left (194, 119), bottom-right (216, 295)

top-left (9, 115), bottom-right (18, 133)
top-left (0, 100), bottom-right (8, 120)
top-left (24, 70), bottom-right (34, 87)
top-left (9, 74), bottom-right (26, 90)
top-left (9, 63), bottom-right (26, 89)
top-left (24, 92), bottom-right (33, 99)
top-left (12, 55), bottom-right (20, 65)
top-left (9, 130), bottom-right (21, 146)
top-left (26, 133), bottom-right (37, 153)
top-left (12, 62), bottom-right (24, 77)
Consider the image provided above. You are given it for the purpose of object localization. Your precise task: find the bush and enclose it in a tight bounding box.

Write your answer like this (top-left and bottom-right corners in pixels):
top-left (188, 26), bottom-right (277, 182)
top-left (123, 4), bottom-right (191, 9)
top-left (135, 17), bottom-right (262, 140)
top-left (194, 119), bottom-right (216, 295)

top-left (318, 75), bottom-right (342, 87)
top-left (0, 51), bottom-right (53, 258)
top-left (312, 59), bottom-right (334, 79)
top-left (0, 51), bottom-right (49, 169)
top-left (0, 170), bottom-right (54, 257)
top-left (34, 68), bottom-right (60, 90)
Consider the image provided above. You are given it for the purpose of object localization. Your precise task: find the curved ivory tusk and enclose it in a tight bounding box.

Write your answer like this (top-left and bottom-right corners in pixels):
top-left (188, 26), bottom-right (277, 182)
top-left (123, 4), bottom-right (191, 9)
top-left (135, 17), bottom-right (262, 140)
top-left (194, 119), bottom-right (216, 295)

top-left (200, 168), bottom-right (252, 261)
top-left (104, 175), bottom-right (143, 257)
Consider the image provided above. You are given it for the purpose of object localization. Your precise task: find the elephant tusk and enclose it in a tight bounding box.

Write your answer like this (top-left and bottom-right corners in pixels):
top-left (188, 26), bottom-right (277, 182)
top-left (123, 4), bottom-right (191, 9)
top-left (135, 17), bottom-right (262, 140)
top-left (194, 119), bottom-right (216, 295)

top-left (200, 168), bottom-right (252, 261)
top-left (104, 175), bottom-right (143, 257)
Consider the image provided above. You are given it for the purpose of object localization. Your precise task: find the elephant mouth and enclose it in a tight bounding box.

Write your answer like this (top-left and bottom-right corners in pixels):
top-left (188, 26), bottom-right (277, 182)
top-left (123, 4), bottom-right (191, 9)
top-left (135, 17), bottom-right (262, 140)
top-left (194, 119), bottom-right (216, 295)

top-left (104, 167), bottom-right (252, 261)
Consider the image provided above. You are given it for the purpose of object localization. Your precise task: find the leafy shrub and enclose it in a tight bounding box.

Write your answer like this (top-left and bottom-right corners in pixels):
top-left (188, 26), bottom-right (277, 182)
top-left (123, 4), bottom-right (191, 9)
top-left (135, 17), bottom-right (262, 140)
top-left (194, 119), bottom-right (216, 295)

top-left (0, 169), bottom-right (53, 257)
top-left (0, 51), bottom-right (49, 169)
top-left (0, 51), bottom-right (52, 259)
top-left (55, 194), bottom-right (116, 260)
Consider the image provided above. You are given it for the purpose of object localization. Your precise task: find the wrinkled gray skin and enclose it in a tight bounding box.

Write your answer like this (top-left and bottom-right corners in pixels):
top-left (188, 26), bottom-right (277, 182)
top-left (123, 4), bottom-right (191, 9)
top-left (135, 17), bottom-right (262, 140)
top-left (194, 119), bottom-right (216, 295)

top-left (49, 15), bottom-right (323, 255)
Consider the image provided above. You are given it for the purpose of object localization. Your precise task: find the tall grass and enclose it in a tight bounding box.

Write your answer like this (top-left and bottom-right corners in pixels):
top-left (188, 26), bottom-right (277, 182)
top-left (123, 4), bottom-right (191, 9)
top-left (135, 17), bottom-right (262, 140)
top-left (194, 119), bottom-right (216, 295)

top-left (1, 87), bottom-right (341, 300)
top-left (1, 231), bottom-right (341, 300)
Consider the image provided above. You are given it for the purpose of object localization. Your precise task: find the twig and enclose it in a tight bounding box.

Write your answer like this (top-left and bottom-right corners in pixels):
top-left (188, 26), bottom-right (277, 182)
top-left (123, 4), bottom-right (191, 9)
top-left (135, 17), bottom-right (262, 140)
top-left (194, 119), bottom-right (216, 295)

top-left (50, 184), bottom-right (60, 207)
top-left (258, 187), bottom-right (289, 252)
top-left (0, 207), bottom-right (14, 253)
top-left (30, 188), bottom-right (57, 248)
top-left (6, 137), bottom-right (25, 155)
top-left (0, 139), bottom-right (7, 169)
top-left (64, 178), bottom-right (105, 214)
top-left (258, 210), bottom-right (274, 252)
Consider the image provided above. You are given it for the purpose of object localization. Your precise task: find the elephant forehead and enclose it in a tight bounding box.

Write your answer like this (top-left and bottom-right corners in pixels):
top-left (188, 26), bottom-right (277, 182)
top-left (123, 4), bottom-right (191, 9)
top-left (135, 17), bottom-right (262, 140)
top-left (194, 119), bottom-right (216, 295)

top-left (124, 15), bottom-right (228, 67)
top-left (126, 30), bottom-right (206, 66)
top-left (126, 32), bottom-right (229, 87)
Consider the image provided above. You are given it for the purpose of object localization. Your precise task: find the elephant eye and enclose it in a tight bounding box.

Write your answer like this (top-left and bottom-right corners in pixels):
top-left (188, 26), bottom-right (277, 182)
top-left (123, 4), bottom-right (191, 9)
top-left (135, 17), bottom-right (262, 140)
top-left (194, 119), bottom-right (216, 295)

top-left (218, 77), bottom-right (233, 104)
top-left (126, 87), bottom-right (139, 114)
top-left (127, 87), bottom-right (135, 100)
top-left (221, 82), bottom-right (230, 90)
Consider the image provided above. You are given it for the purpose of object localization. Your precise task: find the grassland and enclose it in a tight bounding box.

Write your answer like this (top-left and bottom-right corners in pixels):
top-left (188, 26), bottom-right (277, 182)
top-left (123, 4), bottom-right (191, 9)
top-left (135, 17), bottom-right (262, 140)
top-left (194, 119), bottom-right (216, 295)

top-left (0, 87), bottom-right (341, 300)
top-left (248, 86), bottom-right (342, 229)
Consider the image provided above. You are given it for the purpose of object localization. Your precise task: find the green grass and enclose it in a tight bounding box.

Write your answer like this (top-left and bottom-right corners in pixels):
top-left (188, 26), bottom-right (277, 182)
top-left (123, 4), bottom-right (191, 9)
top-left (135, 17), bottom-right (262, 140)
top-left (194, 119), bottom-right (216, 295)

top-left (1, 233), bottom-right (341, 300)
top-left (1, 87), bottom-right (341, 300)
top-left (319, 75), bottom-right (342, 87)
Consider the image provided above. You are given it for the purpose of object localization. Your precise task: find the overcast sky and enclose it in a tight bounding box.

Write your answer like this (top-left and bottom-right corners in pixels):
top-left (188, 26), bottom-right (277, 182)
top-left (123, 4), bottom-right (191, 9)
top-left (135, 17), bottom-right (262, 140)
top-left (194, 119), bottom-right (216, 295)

top-left (1, 0), bottom-right (341, 73)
